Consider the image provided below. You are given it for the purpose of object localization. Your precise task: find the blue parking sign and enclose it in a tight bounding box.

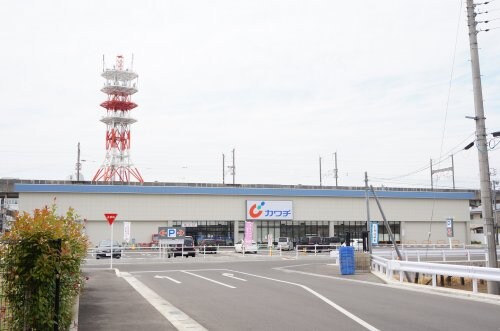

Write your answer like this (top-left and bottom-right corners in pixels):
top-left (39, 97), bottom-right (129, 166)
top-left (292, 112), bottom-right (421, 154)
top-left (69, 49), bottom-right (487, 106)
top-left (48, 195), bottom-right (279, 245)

top-left (168, 228), bottom-right (176, 237)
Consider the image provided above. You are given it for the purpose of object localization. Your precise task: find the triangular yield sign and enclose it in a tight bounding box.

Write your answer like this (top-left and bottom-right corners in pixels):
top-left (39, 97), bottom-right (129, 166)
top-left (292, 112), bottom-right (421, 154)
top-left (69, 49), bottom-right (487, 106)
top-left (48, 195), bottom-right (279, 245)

top-left (104, 213), bottom-right (118, 225)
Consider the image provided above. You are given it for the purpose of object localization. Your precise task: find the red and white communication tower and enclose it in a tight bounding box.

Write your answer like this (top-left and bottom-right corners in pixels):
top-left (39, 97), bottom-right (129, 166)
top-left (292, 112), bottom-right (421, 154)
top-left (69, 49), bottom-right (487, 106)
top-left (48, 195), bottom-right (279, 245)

top-left (93, 55), bottom-right (144, 183)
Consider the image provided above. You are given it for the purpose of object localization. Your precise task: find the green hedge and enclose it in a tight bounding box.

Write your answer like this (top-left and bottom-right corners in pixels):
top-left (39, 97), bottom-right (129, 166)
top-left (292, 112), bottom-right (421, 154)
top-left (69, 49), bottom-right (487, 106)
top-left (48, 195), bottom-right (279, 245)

top-left (1, 205), bottom-right (88, 330)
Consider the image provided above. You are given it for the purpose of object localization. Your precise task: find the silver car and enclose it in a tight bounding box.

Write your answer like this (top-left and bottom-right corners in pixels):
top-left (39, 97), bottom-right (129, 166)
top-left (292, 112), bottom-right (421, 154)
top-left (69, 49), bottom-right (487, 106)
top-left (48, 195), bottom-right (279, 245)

top-left (95, 240), bottom-right (122, 259)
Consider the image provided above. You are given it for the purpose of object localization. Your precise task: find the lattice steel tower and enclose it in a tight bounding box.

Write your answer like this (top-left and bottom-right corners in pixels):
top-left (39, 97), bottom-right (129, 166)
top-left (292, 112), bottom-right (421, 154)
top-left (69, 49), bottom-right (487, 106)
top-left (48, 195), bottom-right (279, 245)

top-left (93, 55), bottom-right (144, 183)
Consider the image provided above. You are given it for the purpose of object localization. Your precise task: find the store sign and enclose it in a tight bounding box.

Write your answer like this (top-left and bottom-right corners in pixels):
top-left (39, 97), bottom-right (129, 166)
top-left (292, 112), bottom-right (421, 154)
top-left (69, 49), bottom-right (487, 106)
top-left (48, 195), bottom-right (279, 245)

top-left (182, 222), bottom-right (197, 228)
top-left (246, 200), bottom-right (293, 220)
top-left (370, 221), bottom-right (379, 245)
top-left (446, 218), bottom-right (454, 238)
top-left (158, 227), bottom-right (186, 240)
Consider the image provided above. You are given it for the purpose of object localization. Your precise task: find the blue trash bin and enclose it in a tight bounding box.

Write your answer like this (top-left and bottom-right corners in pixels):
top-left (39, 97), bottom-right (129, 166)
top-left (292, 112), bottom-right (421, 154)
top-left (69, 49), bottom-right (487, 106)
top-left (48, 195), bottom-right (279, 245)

top-left (339, 246), bottom-right (355, 275)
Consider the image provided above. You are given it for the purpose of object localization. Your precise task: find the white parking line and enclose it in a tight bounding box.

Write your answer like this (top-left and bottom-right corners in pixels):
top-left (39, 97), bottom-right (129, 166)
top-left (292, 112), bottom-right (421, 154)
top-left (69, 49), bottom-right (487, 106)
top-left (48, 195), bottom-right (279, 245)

top-left (222, 273), bottom-right (247, 281)
top-left (119, 272), bottom-right (207, 331)
top-left (181, 271), bottom-right (236, 289)
top-left (154, 275), bottom-right (182, 284)
top-left (228, 269), bottom-right (380, 331)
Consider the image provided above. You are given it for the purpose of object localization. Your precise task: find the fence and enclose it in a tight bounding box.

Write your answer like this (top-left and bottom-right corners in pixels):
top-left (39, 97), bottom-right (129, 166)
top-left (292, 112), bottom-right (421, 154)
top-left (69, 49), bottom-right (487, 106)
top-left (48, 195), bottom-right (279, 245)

top-left (371, 255), bottom-right (500, 294)
top-left (372, 247), bottom-right (500, 263)
top-left (86, 244), bottom-right (346, 259)
top-left (0, 239), bottom-right (63, 330)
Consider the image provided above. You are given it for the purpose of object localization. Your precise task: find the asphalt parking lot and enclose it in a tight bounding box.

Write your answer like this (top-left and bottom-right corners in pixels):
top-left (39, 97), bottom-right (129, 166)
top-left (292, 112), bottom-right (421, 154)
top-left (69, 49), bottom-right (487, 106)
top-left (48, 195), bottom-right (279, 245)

top-left (80, 255), bottom-right (500, 331)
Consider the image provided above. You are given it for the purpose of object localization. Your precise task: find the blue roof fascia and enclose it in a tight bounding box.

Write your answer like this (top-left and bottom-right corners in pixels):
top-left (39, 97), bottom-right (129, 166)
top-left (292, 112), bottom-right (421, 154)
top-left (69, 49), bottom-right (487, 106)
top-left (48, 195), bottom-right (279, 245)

top-left (14, 183), bottom-right (475, 200)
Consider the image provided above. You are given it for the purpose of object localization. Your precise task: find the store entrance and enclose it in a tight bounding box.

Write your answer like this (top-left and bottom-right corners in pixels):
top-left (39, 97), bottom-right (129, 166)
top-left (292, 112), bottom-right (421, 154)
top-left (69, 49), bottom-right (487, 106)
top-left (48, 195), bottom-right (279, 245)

top-left (174, 221), bottom-right (234, 246)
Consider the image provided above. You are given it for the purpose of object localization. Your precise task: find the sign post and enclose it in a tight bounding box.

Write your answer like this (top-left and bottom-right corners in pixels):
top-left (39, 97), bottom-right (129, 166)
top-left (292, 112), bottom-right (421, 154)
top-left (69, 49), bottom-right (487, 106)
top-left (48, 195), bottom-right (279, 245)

top-left (446, 217), bottom-right (454, 249)
top-left (105, 213), bottom-right (117, 269)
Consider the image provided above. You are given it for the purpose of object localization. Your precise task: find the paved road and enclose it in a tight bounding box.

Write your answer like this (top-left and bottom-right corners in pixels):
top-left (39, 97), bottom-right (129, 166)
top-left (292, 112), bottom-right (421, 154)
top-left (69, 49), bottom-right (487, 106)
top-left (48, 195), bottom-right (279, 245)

top-left (82, 257), bottom-right (500, 331)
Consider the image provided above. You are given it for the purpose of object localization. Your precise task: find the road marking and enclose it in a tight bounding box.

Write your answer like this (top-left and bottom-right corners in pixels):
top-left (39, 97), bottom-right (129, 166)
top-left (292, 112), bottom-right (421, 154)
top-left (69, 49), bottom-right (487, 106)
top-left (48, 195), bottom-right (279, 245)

top-left (130, 268), bottom-right (228, 274)
top-left (181, 271), bottom-right (236, 289)
top-left (154, 275), bottom-right (181, 284)
top-left (119, 272), bottom-right (207, 331)
top-left (228, 269), bottom-right (380, 331)
top-left (222, 273), bottom-right (247, 281)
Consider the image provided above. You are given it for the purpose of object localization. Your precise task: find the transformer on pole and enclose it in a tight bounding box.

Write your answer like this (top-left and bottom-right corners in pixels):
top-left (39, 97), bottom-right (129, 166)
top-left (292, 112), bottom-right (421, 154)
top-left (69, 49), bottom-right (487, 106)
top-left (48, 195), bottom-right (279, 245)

top-left (93, 55), bottom-right (144, 183)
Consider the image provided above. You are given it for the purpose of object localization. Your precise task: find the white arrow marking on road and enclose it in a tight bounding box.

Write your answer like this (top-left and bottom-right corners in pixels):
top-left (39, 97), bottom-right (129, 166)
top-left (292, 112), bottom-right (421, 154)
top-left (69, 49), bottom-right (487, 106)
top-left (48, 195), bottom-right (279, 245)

top-left (154, 275), bottom-right (181, 284)
top-left (222, 273), bottom-right (247, 281)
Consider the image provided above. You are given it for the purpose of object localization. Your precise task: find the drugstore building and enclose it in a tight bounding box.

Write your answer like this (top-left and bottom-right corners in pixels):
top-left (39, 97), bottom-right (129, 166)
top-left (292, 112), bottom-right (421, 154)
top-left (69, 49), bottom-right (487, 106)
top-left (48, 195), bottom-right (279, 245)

top-left (3, 180), bottom-right (477, 247)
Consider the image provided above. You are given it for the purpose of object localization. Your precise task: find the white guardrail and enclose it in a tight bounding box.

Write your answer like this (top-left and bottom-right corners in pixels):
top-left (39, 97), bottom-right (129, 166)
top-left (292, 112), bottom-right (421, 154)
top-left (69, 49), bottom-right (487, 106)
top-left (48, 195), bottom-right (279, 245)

top-left (371, 255), bottom-right (500, 294)
top-left (372, 248), bottom-right (500, 262)
top-left (87, 244), bottom-right (343, 258)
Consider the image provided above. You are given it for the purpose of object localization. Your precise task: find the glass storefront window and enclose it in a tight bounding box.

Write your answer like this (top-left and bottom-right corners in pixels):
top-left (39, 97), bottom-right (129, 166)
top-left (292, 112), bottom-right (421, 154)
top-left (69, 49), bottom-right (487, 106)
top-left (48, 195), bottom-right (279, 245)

top-left (173, 221), bottom-right (234, 246)
top-left (172, 220), bottom-right (400, 246)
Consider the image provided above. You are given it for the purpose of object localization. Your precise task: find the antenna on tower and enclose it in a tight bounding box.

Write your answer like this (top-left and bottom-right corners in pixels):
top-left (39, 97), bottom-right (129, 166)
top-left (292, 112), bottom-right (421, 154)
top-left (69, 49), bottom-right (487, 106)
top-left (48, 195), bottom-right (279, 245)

top-left (131, 53), bottom-right (134, 71)
top-left (102, 54), bottom-right (105, 72)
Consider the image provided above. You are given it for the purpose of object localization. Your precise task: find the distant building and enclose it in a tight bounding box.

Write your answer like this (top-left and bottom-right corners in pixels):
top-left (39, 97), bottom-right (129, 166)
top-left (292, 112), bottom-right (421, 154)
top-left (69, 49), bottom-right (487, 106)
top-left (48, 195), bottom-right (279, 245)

top-left (0, 197), bottom-right (18, 231)
top-left (469, 204), bottom-right (500, 244)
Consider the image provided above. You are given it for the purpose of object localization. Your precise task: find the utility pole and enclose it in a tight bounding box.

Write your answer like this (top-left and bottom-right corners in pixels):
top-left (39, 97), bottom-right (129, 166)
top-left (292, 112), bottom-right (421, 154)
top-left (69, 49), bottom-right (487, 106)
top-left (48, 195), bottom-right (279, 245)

top-left (76, 142), bottom-right (81, 181)
top-left (370, 185), bottom-right (412, 283)
top-left (430, 157), bottom-right (455, 190)
top-left (430, 159), bottom-right (433, 190)
top-left (365, 172), bottom-right (371, 253)
top-left (319, 156), bottom-right (322, 187)
top-left (466, 0), bottom-right (498, 294)
top-left (492, 180), bottom-right (498, 245)
top-left (451, 154), bottom-right (455, 189)
top-left (232, 148), bottom-right (235, 185)
top-left (334, 152), bottom-right (338, 186)
top-left (222, 153), bottom-right (225, 184)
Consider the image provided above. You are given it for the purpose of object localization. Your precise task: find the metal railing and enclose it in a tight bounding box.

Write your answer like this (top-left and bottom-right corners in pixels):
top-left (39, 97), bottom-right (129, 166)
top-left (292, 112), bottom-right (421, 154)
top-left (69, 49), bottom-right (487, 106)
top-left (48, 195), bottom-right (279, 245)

top-left (371, 255), bottom-right (500, 294)
top-left (372, 247), bottom-right (500, 263)
top-left (86, 244), bottom-right (349, 259)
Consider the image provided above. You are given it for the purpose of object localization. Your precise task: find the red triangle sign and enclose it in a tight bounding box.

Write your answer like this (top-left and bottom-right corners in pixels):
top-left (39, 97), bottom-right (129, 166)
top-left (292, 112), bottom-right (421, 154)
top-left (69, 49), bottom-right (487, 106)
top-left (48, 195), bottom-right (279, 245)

top-left (104, 213), bottom-right (118, 225)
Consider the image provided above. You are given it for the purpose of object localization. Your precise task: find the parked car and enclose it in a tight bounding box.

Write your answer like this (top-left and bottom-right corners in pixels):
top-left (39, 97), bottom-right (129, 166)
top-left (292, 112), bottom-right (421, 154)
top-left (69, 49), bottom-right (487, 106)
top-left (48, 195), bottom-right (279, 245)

top-left (96, 240), bottom-right (122, 259)
top-left (234, 240), bottom-right (258, 254)
top-left (198, 239), bottom-right (218, 254)
top-left (167, 236), bottom-right (196, 258)
top-left (277, 237), bottom-right (294, 251)
top-left (298, 235), bottom-right (323, 252)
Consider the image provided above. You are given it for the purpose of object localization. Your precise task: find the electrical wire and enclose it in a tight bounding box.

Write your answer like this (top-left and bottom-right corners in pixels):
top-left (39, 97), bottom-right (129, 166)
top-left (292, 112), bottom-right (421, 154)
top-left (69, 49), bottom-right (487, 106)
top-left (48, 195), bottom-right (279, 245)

top-left (375, 132), bottom-right (475, 182)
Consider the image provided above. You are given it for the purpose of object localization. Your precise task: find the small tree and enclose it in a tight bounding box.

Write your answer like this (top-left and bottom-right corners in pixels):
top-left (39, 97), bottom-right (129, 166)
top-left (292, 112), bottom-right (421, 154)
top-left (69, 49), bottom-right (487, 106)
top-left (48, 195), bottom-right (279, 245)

top-left (1, 205), bottom-right (88, 330)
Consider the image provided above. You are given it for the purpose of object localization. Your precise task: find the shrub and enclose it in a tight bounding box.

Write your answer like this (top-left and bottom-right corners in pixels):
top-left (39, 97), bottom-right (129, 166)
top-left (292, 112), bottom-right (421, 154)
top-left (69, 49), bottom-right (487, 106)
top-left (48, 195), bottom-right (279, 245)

top-left (1, 205), bottom-right (88, 330)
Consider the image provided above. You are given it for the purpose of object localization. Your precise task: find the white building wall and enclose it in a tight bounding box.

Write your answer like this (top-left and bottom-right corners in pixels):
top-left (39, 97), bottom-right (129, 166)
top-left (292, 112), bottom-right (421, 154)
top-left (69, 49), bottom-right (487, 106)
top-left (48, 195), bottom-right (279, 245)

top-left (402, 221), bottom-right (468, 244)
top-left (18, 192), bottom-right (472, 245)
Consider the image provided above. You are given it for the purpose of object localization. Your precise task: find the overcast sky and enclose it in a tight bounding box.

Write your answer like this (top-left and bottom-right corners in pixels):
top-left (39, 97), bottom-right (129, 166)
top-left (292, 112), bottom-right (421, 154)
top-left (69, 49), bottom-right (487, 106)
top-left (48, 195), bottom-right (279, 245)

top-left (1, 1), bottom-right (499, 189)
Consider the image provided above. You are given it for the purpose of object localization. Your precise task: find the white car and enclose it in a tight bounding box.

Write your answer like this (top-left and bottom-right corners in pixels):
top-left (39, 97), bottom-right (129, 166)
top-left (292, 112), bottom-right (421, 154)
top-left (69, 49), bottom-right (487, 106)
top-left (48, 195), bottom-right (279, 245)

top-left (234, 240), bottom-right (258, 254)
top-left (277, 237), bottom-right (294, 251)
